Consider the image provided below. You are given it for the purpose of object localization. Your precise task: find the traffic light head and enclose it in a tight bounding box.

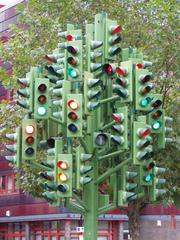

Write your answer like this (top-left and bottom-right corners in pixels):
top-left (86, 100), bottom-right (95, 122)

top-left (148, 94), bottom-right (163, 133)
top-left (34, 78), bottom-right (50, 119)
top-left (133, 121), bottom-right (153, 165)
top-left (66, 40), bottom-right (82, 81)
top-left (105, 19), bottom-right (122, 60)
top-left (21, 119), bottom-right (37, 161)
top-left (67, 94), bottom-right (83, 137)
top-left (56, 154), bottom-right (72, 197)
top-left (135, 67), bottom-right (153, 111)
top-left (113, 61), bottom-right (133, 102)
top-left (5, 127), bottom-right (22, 169)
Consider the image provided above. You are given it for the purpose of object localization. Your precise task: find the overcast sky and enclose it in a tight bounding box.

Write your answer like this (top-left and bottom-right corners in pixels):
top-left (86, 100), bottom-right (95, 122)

top-left (0, 0), bottom-right (18, 5)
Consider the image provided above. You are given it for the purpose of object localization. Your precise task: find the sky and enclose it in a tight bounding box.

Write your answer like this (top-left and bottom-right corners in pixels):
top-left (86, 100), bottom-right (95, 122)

top-left (0, 0), bottom-right (17, 5)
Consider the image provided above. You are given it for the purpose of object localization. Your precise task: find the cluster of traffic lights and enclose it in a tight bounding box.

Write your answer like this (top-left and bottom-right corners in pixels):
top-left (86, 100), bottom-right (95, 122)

top-left (24, 124), bottom-right (35, 156)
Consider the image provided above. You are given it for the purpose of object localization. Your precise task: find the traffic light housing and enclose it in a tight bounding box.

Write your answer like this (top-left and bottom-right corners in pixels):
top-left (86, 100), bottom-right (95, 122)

top-left (157, 115), bottom-right (173, 149)
top-left (56, 154), bottom-right (73, 197)
top-left (75, 146), bottom-right (93, 190)
top-left (111, 106), bottom-right (128, 149)
top-left (113, 60), bottom-right (133, 102)
top-left (93, 132), bottom-right (110, 148)
top-left (148, 94), bottom-right (163, 133)
top-left (104, 18), bottom-right (122, 60)
top-left (66, 40), bottom-right (83, 81)
top-left (34, 78), bottom-right (50, 119)
top-left (17, 71), bottom-right (34, 111)
top-left (5, 127), bottom-right (22, 169)
top-left (67, 94), bottom-right (83, 137)
top-left (21, 118), bottom-right (37, 161)
top-left (84, 71), bottom-right (102, 113)
top-left (118, 165), bottom-right (138, 206)
top-left (51, 80), bottom-right (70, 123)
top-left (133, 121), bottom-right (153, 165)
top-left (134, 67), bottom-right (153, 111)
top-left (139, 161), bottom-right (155, 186)
top-left (149, 166), bottom-right (167, 202)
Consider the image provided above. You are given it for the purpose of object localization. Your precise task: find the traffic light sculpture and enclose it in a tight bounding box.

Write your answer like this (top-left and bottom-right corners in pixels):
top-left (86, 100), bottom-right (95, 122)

top-left (7, 12), bottom-right (174, 240)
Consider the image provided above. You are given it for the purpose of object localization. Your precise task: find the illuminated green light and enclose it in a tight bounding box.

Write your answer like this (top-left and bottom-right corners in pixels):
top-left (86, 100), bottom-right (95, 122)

top-left (68, 68), bottom-right (78, 78)
top-left (152, 121), bottom-right (161, 130)
top-left (144, 174), bottom-right (152, 182)
top-left (140, 97), bottom-right (151, 107)
top-left (37, 106), bottom-right (46, 116)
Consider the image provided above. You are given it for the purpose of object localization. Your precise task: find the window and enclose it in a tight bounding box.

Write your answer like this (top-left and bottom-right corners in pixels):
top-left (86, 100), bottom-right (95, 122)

top-left (0, 174), bottom-right (19, 194)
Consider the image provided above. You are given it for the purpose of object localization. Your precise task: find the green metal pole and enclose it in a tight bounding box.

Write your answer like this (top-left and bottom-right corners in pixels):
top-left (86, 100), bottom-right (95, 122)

top-left (83, 115), bottom-right (98, 239)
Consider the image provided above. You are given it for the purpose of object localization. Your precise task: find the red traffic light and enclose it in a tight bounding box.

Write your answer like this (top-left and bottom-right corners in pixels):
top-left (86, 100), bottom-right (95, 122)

top-left (25, 125), bottom-right (35, 134)
top-left (139, 74), bottom-right (151, 83)
top-left (112, 113), bottom-right (124, 123)
top-left (38, 95), bottom-right (46, 104)
top-left (140, 85), bottom-right (152, 95)
top-left (67, 46), bottom-right (78, 55)
top-left (145, 162), bottom-right (155, 171)
top-left (45, 55), bottom-right (57, 63)
top-left (109, 25), bottom-right (122, 35)
top-left (66, 35), bottom-right (74, 41)
top-left (67, 56), bottom-right (78, 66)
top-left (136, 63), bottom-right (143, 69)
top-left (57, 161), bottom-right (68, 170)
top-left (68, 100), bottom-right (79, 110)
top-left (25, 136), bottom-right (34, 144)
top-left (152, 99), bottom-right (162, 108)
top-left (116, 67), bottom-right (128, 77)
top-left (68, 112), bottom-right (78, 121)
top-left (152, 110), bottom-right (162, 119)
top-left (138, 127), bottom-right (151, 138)
top-left (103, 64), bottom-right (116, 76)
top-left (38, 84), bottom-right (47, 92)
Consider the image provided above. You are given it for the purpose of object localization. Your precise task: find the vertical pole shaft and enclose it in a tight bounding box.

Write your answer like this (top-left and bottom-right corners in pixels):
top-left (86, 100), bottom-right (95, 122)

top-left (83, 130), bottom-right (98, 239)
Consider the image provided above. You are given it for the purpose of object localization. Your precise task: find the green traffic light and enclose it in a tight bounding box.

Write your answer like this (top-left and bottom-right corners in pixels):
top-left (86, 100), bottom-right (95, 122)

top-left (37, 106), bottom-right (47, 116)
top-left (140, 97), bottom-right (151, 107)
top-left (68, 67), bottom-right (78, 78)
top-left (152, 121), bottom-right (162, 130)
top-left (144, 173), bottom-right (153, 182)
